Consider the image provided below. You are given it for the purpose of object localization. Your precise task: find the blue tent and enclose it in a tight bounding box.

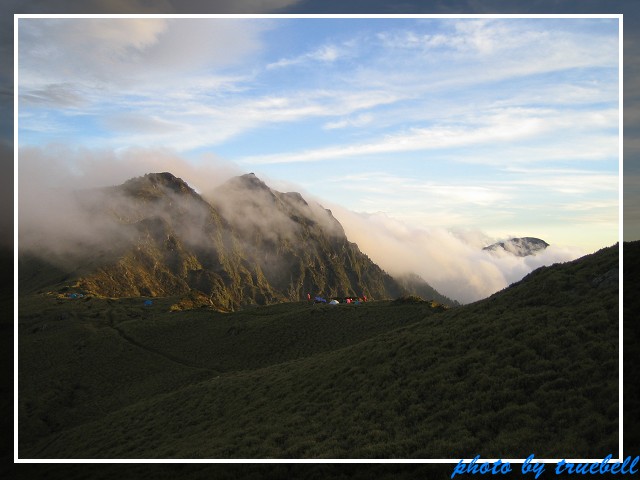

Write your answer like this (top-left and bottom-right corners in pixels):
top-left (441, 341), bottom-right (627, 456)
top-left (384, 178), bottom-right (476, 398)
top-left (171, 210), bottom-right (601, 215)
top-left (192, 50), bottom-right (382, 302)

top-left (143, 300), bottom-right (153, 307)
top-left (314, 296), bottom-right (327, 303)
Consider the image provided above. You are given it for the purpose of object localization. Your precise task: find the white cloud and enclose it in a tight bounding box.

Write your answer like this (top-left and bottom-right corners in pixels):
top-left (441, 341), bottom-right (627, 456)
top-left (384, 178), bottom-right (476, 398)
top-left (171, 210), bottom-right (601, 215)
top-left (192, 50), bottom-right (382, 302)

top-left (101, 113), bottom-right (183, 135)
top-left (19, 18), bottom-right (168, 85)
top-left (241, 107), bottom-right (618, 165)
top-left (19, 83), bottom-right (86, 108)
top-left (505, 168), bottom-right (619, 196)
top-left (378, 18), bottom-right (617, 68)
top-left (306, 172), bottom-right (515, 233)
top-left (18, 145), bottom-right (241, 193)
top-left (323, 113), bottom-right (374, 130)
top-left (267, 43), bottom-right (344, 70)
top-left (85, 88), bottom-right (404, 151)
top-left (355, 19), bottom-right (618, 104)
top-left (327, 172), bottom-right (512, 208)
top-left (377, 19), bottom-right (512, 55)
top-left (326, 206), bottom-right (586, 304)
top-left (18, 18), bottom-right (269, 92)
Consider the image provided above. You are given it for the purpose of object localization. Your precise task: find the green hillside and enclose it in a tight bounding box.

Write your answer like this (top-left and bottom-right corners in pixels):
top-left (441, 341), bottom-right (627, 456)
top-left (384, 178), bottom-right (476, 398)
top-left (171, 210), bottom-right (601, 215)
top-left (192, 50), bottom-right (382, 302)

top-left (18, 243), bottom-right (620, 459)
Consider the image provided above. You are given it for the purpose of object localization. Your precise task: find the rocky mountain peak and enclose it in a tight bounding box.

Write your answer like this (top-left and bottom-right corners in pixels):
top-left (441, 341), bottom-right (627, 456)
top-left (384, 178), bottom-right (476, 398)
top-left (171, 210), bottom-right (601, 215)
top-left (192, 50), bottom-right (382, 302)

top-left (120, 172), bottom-right (197, 199)
top-left (483, 237), bottom-right (549, 257)
top-left (233, 172), bottom-right (271, 191)
top-left (280, 191), bottom-right (309, 207)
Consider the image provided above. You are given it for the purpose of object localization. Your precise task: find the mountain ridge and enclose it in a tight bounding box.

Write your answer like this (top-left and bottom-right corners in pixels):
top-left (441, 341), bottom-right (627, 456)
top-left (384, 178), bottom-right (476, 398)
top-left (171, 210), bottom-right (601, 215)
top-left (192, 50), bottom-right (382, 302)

top-left (20, 172), bottom-right (457, 308)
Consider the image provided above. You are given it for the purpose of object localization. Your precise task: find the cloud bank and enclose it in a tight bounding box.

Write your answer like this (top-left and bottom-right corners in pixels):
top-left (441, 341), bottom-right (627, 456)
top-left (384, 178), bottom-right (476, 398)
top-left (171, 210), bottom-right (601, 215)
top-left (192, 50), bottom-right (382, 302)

top-left (328, 207), bottom-right (586, 304)
top-left (18, 146), bottom-right (241, 257)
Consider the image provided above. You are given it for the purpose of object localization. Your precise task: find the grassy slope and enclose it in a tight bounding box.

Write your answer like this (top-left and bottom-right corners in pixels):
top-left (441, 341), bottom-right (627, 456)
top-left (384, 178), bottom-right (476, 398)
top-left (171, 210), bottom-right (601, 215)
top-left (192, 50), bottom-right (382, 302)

top-left (116, 301), bottom-right (438, 373)
top-left (18, 245), bottom-right (619, 459)
top-left (18, 295), bottom-right (213, 454)
top-left (18, 296), bottom-right (432, 456)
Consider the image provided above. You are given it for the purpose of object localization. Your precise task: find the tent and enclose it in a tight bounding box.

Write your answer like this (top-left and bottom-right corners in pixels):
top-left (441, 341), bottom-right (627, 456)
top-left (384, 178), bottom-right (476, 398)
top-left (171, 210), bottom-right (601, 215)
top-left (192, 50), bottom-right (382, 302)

top-left (314, 296), bottom-right (327, 303)
top-left (329, 299), bottom-right (339, 305)
top-left (143, 300), bottom-right (153, 307)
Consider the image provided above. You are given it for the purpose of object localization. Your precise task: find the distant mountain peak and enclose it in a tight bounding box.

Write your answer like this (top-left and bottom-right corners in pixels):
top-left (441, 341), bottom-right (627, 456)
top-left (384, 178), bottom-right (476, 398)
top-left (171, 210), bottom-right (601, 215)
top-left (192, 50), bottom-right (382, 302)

top-left (149, 171), bottom-right (179, 182)
top-left (483, 237), bottom-right (549, 257)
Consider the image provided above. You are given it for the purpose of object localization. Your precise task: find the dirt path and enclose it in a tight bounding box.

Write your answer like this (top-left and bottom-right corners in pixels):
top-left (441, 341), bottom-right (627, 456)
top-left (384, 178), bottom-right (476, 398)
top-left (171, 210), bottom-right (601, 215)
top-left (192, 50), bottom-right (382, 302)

top-left (105, 308), bottom-right (217, 373)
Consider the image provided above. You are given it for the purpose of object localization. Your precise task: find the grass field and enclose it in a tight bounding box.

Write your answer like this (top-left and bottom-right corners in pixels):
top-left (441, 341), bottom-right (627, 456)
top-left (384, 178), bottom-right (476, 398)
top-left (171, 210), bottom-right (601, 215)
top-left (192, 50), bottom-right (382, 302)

top-left (18, 244), bottom-right (620, 459)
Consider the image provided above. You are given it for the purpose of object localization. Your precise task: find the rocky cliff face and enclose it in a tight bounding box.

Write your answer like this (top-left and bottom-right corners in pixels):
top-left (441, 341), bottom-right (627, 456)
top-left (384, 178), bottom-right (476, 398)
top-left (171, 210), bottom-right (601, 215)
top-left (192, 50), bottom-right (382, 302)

top-left (208, 173), bottom-right (406, 302)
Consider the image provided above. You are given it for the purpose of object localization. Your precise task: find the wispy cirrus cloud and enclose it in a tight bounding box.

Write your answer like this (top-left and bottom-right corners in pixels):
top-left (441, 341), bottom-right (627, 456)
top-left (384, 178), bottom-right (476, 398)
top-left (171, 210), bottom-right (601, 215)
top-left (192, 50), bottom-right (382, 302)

top-left (375, 18), bottom-right (618, 69)
top-left (504, 167), bottom-right (619, 195)
top-left (323, 113), bottom-right (374, 130)
top-left (376, 19), bottom-right (515, 54)
top-left (267, 43), bottom-right (345, 69)
top-left (75, 88), bottom-right (405, 151)
top-left (324, 171), bottom-right (511, 206)
top-left (241, 107), bottom-right (618, 165)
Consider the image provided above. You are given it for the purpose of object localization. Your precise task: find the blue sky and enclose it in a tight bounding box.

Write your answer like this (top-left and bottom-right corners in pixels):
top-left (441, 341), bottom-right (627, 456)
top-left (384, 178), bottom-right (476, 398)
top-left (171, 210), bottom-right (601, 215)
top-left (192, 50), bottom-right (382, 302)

top-left (18, 16), bottom-right (619, 253)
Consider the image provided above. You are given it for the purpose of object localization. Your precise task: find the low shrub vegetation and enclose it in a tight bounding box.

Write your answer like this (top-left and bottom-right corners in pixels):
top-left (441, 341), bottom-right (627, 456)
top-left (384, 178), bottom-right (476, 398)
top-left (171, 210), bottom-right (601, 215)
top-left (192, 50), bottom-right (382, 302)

top-left (18, 244), bottom-right (623, 458)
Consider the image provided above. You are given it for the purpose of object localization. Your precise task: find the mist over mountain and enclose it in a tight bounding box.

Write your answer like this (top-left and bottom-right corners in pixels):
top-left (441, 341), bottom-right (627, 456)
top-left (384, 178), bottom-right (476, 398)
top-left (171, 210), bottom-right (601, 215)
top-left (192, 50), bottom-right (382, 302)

top-left (327, 207), bottom-right (585, 303)
top-left (19, 146), bottom-right (591, 305)
top-left (208, 173), bottom-right (457, 306)
top-left (19, 172), bottom-right (456, 309)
